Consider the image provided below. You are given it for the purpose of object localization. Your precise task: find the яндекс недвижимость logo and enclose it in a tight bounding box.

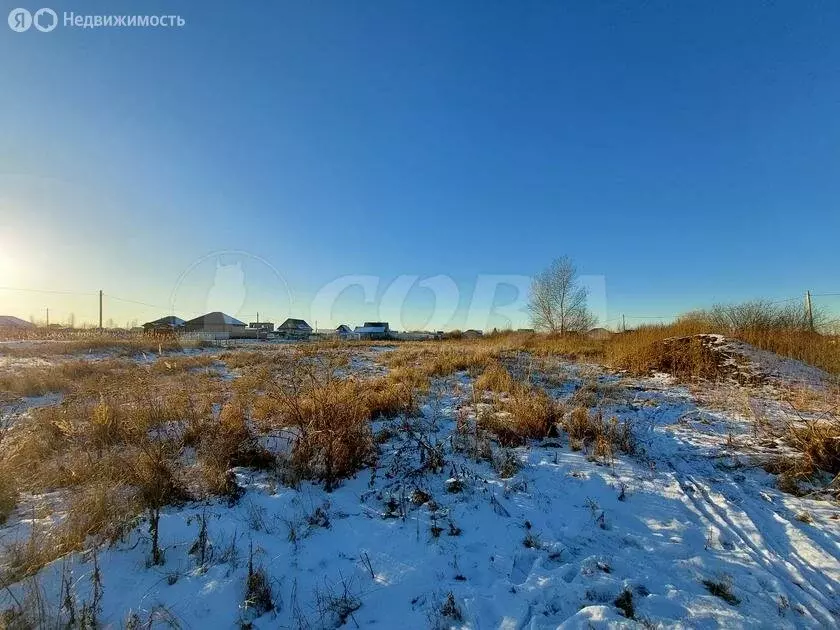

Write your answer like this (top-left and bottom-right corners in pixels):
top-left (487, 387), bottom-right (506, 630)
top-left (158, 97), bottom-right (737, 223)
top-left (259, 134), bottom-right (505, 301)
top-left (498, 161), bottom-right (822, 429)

top-left (7, 7), bottom-right (57, 32)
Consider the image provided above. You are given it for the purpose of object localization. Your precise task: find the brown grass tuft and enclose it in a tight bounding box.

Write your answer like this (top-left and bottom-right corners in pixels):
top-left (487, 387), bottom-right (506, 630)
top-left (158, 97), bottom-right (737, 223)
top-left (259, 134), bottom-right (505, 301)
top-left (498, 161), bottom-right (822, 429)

top-left (564, 407), bottom-right (635, 459)
top-left (474, 361), bottom-right (515, 393)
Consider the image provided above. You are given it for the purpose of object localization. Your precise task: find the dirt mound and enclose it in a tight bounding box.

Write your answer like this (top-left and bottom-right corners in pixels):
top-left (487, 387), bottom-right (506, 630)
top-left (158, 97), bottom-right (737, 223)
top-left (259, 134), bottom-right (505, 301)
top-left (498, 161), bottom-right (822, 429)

top-left (650, 334), bottom-right (831, 387)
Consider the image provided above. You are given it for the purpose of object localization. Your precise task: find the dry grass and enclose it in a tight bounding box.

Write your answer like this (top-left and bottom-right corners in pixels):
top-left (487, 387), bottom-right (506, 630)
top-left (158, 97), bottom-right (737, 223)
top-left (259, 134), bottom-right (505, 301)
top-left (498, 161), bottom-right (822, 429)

top-left (473, 361), bottom-right (515, 393)
top-left (0, 334), bottom-right (209, 358)
top-left (2, 482), bottom-right (137, 584)
top-left (475, 384), bottom-right (562, 446)
top-left (501, 386), bottom-right (562, 440)
top-left (608, 334), bottom-right (727, 381)
top-left (0, 359), bottom-right (133, 398)
top-left (451, 304), bottom-right (840, 380)
top-left (605, 319), bottom-right (840, 379)
top-left (0, 313), bottom-right (835, 583)
top-left (263, 377), bottom-right (375, 491)
top-left (386, 344), bottom-right (498, 378)
top-left (563, 407), bottom-right (635, 458)
top-left (0, 358), bottom-right (249, 578)
top-left (0, 478), bottom-right (14, 525)
top-left (249, 350), bottom-right (428, 490)
top-left (767, 419), bottom-right (840, 494)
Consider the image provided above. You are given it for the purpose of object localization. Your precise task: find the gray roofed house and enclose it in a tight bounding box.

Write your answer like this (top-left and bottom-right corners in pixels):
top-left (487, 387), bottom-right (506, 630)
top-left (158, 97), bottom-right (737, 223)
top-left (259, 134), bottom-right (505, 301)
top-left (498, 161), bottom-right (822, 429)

top-left (277, 318), bottom-right (313, 339)
top-left (143, 315), bottom-right (186, 332)
top-left (184, 312), bottom-right (246, 333)
top-left (354, 322), bottom-right (391, 340)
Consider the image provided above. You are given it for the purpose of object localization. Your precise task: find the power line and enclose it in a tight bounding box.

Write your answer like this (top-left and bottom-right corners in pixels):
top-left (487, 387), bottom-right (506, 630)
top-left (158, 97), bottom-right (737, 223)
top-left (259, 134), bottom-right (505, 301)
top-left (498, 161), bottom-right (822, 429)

top-left (103, 294), bottom-right (208, 318)
top-left (103, 294), bottom-right (171, 310)
top-left (0, 286), bottom-right (97, 296)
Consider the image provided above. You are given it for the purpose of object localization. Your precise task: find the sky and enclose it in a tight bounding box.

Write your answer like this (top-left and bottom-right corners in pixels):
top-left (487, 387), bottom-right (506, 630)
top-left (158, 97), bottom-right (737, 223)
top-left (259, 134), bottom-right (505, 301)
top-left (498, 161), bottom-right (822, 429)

top-left (1, 1), bottom-right (839, 330)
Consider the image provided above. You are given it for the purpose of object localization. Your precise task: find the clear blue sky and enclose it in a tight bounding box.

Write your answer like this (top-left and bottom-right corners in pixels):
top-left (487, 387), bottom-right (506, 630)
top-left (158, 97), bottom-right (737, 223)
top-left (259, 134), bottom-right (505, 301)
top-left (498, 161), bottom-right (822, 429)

top-left (2, 1), bottom-right (839, 329)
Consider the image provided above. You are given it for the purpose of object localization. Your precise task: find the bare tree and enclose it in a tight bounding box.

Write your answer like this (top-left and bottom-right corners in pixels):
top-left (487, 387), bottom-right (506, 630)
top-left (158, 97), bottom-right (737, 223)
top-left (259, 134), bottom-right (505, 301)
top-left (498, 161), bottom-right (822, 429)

top-left (528, 257), bottom-right (595, 334)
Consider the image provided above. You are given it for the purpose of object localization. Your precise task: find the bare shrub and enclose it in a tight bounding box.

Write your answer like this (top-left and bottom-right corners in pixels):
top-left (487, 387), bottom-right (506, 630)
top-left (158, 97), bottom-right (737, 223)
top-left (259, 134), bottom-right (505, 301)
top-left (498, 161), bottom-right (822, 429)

top-left (701, 578), bottom-right (740, 605)
top-left (614, 588), bottom-right (635, 619)
top-left (786, 421), bottom-right (840, 477)
top-left (314, 575), bottom-right (362, 628)
top-left (564, 407), bottom-right (635, 459)
top-left (243, 542), bottom-right (274, 619)
top-left (767, 419), bottom-right (840, 494)
top-left (263, 357), bottom-right (376, 491)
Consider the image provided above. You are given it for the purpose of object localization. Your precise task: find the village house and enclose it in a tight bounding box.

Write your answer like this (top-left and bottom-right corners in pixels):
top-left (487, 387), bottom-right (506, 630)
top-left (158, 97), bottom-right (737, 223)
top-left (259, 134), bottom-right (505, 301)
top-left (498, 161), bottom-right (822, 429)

top-left (184, 312), bottom-right (247, 336)
top-left (142, 315), bottom-right (186, 334)
top-left (354, 321), bottom-right (391, 340)
top-left (277, 318), bottom-right (313, 339)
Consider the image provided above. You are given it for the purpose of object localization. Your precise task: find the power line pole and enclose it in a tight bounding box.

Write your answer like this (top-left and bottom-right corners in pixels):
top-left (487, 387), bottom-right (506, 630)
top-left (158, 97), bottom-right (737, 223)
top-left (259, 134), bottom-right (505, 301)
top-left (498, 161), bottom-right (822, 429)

top-left (622, 314), bottom-right (626, 332)
top-left (46, 307), bottom-right (49, 329)
top-left (99, 290), bottom-right (103, 332)
top-left (805, 290), bottom-right (814, 331)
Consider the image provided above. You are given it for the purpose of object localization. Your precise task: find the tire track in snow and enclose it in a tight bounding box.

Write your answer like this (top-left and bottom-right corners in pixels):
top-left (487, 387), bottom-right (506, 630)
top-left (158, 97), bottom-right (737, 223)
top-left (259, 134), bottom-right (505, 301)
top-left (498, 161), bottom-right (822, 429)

top-left (667, 457), bottom-right (840, 625)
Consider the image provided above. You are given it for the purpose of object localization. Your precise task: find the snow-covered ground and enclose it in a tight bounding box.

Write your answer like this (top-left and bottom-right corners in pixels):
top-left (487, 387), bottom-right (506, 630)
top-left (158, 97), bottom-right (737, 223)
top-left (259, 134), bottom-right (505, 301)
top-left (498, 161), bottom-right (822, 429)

top-left (1, 348), bottom-right (838, 628)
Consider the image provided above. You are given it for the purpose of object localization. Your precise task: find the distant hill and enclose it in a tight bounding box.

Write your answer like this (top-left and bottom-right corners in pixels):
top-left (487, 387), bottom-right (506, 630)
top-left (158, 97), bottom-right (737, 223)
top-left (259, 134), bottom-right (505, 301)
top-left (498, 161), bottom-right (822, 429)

top-left (0, 315), bottom-right (35, 329)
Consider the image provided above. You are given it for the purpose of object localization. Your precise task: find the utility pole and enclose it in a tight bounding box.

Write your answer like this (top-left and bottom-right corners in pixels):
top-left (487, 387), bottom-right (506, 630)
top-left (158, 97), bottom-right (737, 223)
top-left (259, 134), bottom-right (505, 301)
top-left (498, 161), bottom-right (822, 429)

top-left (805, 291), bottom-right (814, 331)
top-left (622, 314), bottom-right (626, 333)
top-left (99, 290), bottom-right (103, 332)
top-left (46, 307), bottom-right (49, 329)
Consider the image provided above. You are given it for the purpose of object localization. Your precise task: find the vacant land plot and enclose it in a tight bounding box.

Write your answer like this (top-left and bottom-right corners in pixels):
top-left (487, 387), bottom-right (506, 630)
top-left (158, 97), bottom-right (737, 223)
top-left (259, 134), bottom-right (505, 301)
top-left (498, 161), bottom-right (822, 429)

top-left (0, 334), bottom-right (838, 628)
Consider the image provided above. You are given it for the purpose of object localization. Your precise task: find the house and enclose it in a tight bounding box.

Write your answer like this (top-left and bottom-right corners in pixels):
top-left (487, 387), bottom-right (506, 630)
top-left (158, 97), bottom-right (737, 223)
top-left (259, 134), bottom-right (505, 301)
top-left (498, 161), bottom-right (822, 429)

top-left (354, 321), bottom-right (391, 340)
top-left (184, 312), bottom-right (246, 334)
top-left (143, 315), bottom-right (186, 334)
top-left (462, 329), bottom-right (484, 339)
top-left (0, 316), bottom-right (35, 330)
top-left (277, 318), bottom-right (313, 339)
top-left (336, 324), bottom-right (352, 334)
top-left (249, 321), bottom-right (275, 333)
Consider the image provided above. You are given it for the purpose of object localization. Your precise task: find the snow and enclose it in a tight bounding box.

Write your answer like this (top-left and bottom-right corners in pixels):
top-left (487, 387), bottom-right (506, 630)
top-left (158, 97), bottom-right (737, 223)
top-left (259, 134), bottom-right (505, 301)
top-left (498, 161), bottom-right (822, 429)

top-left (1, 352), bottom-right (839, 628)
top-left (683, 334), bottom-right (831, 388)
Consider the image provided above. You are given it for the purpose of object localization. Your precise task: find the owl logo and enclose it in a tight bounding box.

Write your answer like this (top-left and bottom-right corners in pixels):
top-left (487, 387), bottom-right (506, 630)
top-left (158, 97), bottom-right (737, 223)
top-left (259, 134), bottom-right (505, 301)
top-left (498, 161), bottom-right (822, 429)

top-left (206, 259), bottom-right (246, 316)
top-left (169, 250), bottom-right (293, 324)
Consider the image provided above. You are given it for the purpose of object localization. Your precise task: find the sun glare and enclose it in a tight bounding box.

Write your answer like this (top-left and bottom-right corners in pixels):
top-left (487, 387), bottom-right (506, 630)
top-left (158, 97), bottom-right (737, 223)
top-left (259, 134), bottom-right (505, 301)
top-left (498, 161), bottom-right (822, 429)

top-left (0, 245), bottom-right (18, 284)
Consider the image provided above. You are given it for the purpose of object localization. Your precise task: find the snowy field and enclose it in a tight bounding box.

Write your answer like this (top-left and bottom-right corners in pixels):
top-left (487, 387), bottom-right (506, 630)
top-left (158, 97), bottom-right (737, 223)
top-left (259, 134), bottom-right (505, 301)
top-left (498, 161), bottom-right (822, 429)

top-left (0, 340), bottom-right (838, 628)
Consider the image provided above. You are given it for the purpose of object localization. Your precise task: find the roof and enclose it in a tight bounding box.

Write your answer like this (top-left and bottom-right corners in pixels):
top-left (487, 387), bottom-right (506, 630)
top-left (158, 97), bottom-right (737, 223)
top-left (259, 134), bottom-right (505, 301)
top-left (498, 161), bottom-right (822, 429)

top-left (185, 312), bottom-right (245, 326)
top-left (278, 318), bottom-right (312, 331)
top-left (363, 322), bottom-right (389, 329)
top-left (0, 315), bottom-right (34, 329)
top-left (336, 324), bottom-right (352, 332)
top-left (354, 326), bottom-right (388, 334)
top-left (145, 316), bottom-right (186, 327)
